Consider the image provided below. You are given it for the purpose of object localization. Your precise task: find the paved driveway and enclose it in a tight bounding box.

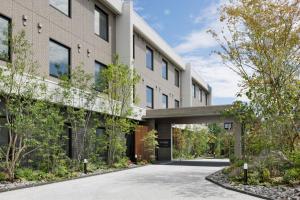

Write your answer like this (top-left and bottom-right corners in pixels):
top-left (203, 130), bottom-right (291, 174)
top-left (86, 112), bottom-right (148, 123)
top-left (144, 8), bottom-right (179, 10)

top-left (0, 160), bottom-right (259, 200)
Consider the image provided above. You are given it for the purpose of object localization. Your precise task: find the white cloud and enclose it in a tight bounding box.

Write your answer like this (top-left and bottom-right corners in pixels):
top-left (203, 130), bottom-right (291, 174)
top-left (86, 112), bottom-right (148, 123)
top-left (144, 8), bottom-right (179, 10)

top-left (164, 9), bottom-right (171, 16)
top-left (174, 30), bottom-right (218, 54)
top-left (175, 0), bottom-right (246, 104)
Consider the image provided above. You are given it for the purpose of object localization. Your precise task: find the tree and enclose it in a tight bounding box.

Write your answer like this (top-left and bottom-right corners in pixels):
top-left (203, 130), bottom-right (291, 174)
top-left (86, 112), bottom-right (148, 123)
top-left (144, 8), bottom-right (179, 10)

top-left (143, 129), bottom-right (159, 162)
top-left (210, 0), bottom-right (300, 152)
top-left (0, 31), bottom-right (64, 181)
top-left (100, 56), bottom-right (140, 166)
top-left (56, 64), bottom-right (99, 165)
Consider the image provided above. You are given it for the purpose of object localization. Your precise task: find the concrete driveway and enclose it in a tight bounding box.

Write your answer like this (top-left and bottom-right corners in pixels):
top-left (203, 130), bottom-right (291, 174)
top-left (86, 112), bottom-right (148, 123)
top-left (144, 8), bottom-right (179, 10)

top-left (0, 160), bottom-right (259, 200)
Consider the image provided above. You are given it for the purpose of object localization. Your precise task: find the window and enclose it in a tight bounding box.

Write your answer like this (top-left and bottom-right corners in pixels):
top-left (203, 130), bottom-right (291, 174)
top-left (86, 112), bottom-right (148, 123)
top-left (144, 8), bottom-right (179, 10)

top-left (161, 59), bottom-right (168, 80)
top-left (175, 100), bottom-right (180, 108)
top-left (49, 0), bottom-right (70, 16)
top-left (63, 123), bottom-right (72, 158)
top-left (49, 39), bottom-right (70, 78)
top-left (146, 46), bottom-right (153, 70)
top-left (95, 61), bottom-right (107, 92)
top-left (0, 15), bottom-right (10, 62)
top-left (162, 94), bottom-right (168, 109)
top-left (95, 6), bottom-right (109, 42)
top-left (200, 89), bottom-right (203, 102)
top-left (205, 93), bottom-right (208, 105)
top-left (96, 127), bottom-right (106, 137)
top-left (175, 69), bottom-right (180, 87)
top-left (192, 83), bottom-right (196, 98)
top-left (146, 86), bottom-right (154, 109)
top-left (133, 35), bottom-right (135, 59)
top-left (0, 117), bottom-right (8, 146)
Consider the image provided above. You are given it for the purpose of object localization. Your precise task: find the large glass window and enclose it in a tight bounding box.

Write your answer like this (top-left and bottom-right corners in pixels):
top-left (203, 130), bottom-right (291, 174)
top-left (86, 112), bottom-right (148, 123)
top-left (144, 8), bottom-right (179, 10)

top-left (162, 59), bottom-right (168, 80)
top-left (49, 39), bottom-right (70, 78)
top-left (95, 6), bottom-right (109, 42)
top-left (95, 61), bottom-right (107, 92)
top-left (162, 94), bottom-right (168, 109)
top-left (0, 16), bottom-right (10, 61)
top-left (146, 46), bottom-right (153, 70)
top-left (49, 0), bottom-right (70, 16)
top-left (146, 86), bottom-right (154, 109)
top-left (175, 100), bottom-right (180, 108)
top-left (175, 69), bottom-right (180, 87)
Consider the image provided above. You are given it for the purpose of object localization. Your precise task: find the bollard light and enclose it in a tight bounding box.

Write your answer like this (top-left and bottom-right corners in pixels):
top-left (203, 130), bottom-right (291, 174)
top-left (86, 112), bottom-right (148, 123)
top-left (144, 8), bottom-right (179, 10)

top-left (243, 163), bottom-right (248, 185)
top-left (83, 159), bottom-right (88, 174)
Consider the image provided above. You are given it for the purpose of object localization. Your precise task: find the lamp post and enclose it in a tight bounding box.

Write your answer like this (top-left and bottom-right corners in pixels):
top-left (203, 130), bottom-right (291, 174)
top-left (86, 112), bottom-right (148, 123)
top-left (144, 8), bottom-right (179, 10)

top-left (83, 159), bottom-right (88, 174)
top-left (243, 163), bottom-right (248, 185)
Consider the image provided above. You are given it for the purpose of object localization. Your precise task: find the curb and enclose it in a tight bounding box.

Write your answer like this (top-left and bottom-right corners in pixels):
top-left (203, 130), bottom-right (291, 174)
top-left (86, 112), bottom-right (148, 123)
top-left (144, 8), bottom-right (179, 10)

top-left (205, 170), bottom-right (272, 200)
top-left (0, 165), bottom-right (146, 194)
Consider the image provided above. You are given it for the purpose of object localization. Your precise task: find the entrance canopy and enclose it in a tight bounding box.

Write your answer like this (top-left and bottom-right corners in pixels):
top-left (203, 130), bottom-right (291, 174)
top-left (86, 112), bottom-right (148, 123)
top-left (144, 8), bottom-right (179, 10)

top-left (142, 105), bottom-right (242, 161)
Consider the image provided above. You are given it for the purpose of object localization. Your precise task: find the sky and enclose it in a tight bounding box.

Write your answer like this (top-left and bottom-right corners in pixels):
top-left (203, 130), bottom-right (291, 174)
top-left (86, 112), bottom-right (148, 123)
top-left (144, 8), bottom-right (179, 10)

top-left (133, 0), bottom-right (244, 105)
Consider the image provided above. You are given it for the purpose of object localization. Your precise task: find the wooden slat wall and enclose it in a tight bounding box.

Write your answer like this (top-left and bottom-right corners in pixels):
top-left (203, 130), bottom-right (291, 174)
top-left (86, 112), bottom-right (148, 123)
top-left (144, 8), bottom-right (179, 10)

top-left (135, 125), bottom-right (149, 161)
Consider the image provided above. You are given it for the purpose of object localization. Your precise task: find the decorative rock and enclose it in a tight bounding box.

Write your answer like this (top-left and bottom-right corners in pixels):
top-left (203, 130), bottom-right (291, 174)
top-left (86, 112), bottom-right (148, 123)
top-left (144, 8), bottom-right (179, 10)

top-left (206, 170), bottom-right (300, 200)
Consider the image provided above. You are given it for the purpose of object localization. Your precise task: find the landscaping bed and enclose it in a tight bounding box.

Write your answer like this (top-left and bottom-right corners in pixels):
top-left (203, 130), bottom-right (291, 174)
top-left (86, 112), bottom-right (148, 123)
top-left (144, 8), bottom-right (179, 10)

top-left (0, 163), bottom-right (140, 193)
top-left (206, 170), bottom-right (300, 200)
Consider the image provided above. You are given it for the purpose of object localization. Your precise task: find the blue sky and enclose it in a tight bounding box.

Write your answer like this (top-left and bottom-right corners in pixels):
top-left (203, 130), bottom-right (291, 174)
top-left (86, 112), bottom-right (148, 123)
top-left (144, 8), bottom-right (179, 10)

top-left (134, 0), bottom-right (243, 105)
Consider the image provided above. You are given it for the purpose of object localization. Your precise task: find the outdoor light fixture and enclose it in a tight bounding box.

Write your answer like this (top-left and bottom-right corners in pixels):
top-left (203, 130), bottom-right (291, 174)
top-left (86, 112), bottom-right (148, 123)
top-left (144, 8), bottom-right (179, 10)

top-left (37, 23), bottom-right (43, 33)
top-left (243, 163), bottom-right (248, 185)
top-left (224, 122), bottom-right (233, 130)
top-left (77, 44), bottom-right (82, 53)
top-left (83, 159), bottom-right (88, 174)
top-left (87, 49), bottom-right (91, 57)
top-left (22, 15), bottom-right (28, 26)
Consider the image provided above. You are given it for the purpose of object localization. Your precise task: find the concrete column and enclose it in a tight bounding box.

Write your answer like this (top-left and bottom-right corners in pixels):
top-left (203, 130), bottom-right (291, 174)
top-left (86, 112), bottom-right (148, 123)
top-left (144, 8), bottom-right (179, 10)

top-left (181, 63), bottom-right (192, 107)
top-left (233, 122), bottom-right (242, 158)
top-left (115, 1), bottom-right (134, 104)
top-left (116, 0), bottom-right (133, 67)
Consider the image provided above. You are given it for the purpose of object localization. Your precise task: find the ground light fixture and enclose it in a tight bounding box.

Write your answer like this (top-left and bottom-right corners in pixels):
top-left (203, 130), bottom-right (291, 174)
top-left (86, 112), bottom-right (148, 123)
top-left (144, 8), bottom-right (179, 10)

top-left (243, 163), bottom-right (248, 185)
top-left (84, 159), bottom-right (88, 174)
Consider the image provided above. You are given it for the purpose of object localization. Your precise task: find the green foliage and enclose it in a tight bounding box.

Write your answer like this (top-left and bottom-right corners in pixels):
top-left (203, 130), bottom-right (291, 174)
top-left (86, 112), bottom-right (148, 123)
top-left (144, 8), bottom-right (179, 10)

top-left (0, 172), bottom-right (6, 181)
top-left (212, 0), bottom-right (300, 153)
top-left (261, 168), bottom-right (271, 182)
top-left (283, 168), bottom-right (300, 184)
top-left (143, 130), bottom-right (158, 162)
top-left (113, 157), bottom-right (130, 169)
top-left (101, 55), bottom-right (140, 166)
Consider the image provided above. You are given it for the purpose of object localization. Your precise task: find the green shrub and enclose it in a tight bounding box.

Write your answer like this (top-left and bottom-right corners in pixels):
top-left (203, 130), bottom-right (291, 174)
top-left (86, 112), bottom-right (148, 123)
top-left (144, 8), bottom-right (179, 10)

top-left (113, 157), bottom-right (130, 168)
top-left (0, 172), bottom-right (6, 181)
top-left (248, 171), bottom-right (260, 185)
top-left (16, 168), bottom-right (36, 181)
top-left (54, 165), bottom-right (69, 178)
top-left (283, 168), bottom-right (300, 184)
top-left (261, 168), bottom-right (270, 182)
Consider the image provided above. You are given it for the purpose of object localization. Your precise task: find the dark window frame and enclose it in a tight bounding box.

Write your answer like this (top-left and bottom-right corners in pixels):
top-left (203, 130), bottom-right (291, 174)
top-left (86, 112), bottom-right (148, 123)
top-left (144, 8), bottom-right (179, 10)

top-left (146, 86), bottom-right (154, 109)
top-left (49, 0), bottom-right (71, 17)
top-left (133, 34), bottom-right (135, 59)
top-left (161, 59), bottom-right (168, 80)
top-left (146, 46), bottom-right (154, 71)
top-left (200, 89), bottom-right (203, 102)
top-left (49, 39), bottom-right (71, 79)
top-left (162, 93), bottom-right (168, 109)
top-left (192, 83), bottom-right (196, 98)
top-left (0, 14), bottom-right (11, 62)
top-left (95, 5), bottom-right (109, 42)
top-left (175, 69), bottom-right (180, 87)
top-left (94, 60), bottom-right (107, 92)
